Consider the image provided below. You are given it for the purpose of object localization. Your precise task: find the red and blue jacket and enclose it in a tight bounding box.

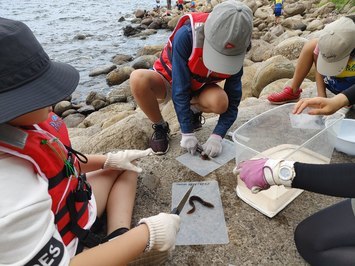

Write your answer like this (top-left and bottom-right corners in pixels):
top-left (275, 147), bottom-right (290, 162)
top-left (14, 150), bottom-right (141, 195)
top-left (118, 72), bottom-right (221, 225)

top-left (154, 13), bottom-right (243, 136)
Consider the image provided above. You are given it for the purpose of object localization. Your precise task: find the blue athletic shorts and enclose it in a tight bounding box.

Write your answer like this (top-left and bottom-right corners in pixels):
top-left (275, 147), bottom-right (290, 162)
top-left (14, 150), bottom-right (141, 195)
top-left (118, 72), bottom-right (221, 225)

top-left (274, 8), bottom-right (282, 17)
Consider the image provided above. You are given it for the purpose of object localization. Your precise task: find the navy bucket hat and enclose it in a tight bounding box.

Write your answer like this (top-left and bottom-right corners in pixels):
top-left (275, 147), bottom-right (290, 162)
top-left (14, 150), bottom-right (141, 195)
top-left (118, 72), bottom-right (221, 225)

top-left (0, 17), bottom-right (79, 124)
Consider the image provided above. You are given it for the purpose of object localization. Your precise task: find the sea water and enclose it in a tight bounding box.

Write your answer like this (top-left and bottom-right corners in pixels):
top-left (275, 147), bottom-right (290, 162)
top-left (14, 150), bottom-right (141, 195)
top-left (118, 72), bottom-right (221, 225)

top-left (1, 0), bottom-right (170, 101)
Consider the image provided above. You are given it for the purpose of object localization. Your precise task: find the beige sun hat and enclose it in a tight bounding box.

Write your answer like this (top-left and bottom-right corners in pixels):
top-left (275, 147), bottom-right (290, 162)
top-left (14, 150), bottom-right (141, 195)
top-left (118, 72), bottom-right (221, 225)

top-left (317, 16), bottom-right (355, 76)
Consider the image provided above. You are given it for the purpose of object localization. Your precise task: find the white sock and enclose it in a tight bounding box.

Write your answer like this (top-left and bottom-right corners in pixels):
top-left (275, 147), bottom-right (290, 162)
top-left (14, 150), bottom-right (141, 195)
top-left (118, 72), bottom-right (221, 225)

top-left (190, 105), bottom-right (201, 114)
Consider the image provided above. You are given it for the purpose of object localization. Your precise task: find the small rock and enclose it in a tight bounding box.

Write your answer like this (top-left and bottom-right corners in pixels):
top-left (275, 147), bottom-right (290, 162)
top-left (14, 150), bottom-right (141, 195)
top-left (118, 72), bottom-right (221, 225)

top-left (77, 105), bottom-right (95, 116)
top-left (54, 101), bottom-right (72, 116)
top-left (89, 65), bottom-right (117, 77)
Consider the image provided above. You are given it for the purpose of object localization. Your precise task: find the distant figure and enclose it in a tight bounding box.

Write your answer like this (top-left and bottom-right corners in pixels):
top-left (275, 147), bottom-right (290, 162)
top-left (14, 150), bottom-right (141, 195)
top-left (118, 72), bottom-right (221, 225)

top-left (273, 0), bottom-right (284, 25)
top-left (190, 0), bottom-right (196, 12)
top-left (156, 0), bottom-right (161, 9)
top-left (177, 0), bottom-right (184, 11)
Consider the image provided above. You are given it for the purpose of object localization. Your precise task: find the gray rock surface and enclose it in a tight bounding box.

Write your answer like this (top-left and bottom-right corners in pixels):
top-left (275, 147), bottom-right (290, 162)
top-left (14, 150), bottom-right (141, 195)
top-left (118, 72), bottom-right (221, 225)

top-left (69, 98), bottom-right (355, 265)
top-left (63, 1), bottom-right (355, 263)
top-left (142, 105), bottom-right (351, 265)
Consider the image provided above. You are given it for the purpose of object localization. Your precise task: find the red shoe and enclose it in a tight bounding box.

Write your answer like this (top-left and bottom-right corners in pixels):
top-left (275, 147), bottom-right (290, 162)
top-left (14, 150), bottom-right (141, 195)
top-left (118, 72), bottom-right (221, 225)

top-left (267, 86), bottom-right (302, 105)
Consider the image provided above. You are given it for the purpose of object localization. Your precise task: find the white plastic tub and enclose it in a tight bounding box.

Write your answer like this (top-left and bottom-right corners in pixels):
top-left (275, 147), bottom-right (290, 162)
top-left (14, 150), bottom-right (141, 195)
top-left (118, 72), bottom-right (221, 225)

top-left (332, 119), bottom-right (355, 156)
top-left (232, 103), bottom-right (344, 218)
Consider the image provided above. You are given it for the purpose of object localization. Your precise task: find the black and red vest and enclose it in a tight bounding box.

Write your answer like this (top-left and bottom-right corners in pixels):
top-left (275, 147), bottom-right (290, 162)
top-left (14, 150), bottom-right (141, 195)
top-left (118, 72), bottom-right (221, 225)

top-left (0, 113), bottom-right (90, 246)
top-left (153, 12), bottom-right (231, 91)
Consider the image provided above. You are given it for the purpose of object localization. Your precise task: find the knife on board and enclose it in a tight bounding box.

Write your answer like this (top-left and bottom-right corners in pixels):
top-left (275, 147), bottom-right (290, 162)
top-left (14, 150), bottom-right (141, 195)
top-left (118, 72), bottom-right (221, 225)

top-left (171, 185), bottom-right (193, 215)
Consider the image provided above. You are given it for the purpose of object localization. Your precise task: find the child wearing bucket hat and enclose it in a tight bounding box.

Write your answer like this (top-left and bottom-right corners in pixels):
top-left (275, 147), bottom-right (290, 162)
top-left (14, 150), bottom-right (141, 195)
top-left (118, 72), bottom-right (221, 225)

top-left (268, 15), bottom-right (355, 105)
top-left (130, 0), bottom-right (253, 157)
top-left (0, 17), bottom-right (180, 265)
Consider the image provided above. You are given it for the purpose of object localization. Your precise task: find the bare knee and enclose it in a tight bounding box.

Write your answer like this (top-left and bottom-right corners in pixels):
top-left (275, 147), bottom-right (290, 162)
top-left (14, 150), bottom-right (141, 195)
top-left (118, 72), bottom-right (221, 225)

top-left (130, 69), bottom-right (152, 97)
top-left (198, 86), bottom-right (229, 114)
top-left (211, 93), bottom-right (228, 114)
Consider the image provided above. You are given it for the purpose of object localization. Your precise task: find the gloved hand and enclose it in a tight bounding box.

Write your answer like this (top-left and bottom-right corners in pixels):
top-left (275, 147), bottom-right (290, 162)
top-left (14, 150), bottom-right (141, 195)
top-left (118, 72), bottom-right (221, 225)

top-left (180, 133), bottom-right (198, 155)
top-left (202, 134), bottom-right (222, 157)
top-left (235, 158), bottom-right (295, 193)
top-left (139, 213), bottom-right (181, 252)
top-left (103, 148), bottom-right (153, 173)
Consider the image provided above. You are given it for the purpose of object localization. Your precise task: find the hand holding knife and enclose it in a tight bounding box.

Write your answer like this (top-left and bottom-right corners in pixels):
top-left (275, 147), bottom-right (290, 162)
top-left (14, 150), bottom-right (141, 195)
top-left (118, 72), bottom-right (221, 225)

top-left (171, 186), bottom-right (193, 215)
top-left (196, 144), bottom-right (222, 165)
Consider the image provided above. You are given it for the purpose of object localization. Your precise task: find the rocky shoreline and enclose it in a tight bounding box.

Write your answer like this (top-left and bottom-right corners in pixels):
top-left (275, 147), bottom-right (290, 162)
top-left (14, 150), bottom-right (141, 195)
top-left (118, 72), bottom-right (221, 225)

top-left (56, 0), bottom-right (354, 129)
top-left (57, 0), bottom-right (354, 264)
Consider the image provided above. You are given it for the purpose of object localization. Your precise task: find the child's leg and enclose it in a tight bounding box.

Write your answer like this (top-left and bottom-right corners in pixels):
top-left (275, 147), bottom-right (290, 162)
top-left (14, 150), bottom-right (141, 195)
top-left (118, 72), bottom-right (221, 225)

top-left (130, 69), bottom-right (168, 124)
top-left (190, 83), bottom-right (229, 114)
top-left (87, 169), bottom-right (138, 234)
top-left (290, 39), bottom-right (318, 93)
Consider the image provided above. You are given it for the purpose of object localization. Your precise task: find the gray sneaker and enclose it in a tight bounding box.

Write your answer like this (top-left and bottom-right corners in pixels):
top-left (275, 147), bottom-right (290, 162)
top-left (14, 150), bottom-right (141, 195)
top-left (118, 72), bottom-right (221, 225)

top-left (150, 123), bottom-right (170, 155)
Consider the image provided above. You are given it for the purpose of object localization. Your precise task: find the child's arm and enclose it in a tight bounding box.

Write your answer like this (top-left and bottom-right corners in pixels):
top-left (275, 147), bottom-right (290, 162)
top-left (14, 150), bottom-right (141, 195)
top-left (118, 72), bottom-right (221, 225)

top-left (79, 149), bottom-right (152, 173)
top-left (79, 154), bottom-right (106, 172)
top-left (315, 71), bottom-right (327, 98)
top-left (70, 213), bottom-right (180, 266)
top-left (70, 224), bottom-right (149, 265)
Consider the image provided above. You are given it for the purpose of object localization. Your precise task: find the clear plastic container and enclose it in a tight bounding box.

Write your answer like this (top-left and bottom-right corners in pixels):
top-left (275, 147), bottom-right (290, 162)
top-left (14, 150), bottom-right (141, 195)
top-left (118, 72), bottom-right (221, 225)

top-left (232, 103), bottom-right (344, 217)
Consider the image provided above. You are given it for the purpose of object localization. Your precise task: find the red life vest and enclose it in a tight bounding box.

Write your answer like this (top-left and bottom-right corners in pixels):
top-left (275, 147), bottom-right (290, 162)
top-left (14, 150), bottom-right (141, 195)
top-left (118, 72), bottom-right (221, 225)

top-left (153, 13), bottom-right (231, 91)
top-left (0, 113), bottom-right (91, 246)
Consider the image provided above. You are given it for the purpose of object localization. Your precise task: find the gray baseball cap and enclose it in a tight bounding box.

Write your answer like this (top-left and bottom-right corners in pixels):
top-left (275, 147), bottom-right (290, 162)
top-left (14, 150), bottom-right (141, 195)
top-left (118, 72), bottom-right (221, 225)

top-left (203, 0), bottom-right (253, 75)
top-left (317, 16), bottom-right (355, 76)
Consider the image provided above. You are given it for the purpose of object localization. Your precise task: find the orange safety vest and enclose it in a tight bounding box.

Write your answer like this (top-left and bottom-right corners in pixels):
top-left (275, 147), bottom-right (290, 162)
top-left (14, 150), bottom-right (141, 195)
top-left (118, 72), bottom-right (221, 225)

top-left (153, 13), bottom-right (231, 91)
top-left (0, 113), bottom-right (92, 246)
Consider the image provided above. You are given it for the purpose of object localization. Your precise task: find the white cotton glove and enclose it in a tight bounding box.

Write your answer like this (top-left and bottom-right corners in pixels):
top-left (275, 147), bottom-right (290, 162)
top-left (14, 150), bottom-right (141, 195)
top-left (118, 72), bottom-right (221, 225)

top-left (139, 213), bottom-right (181, 252)
top-left (103, 148), bottom-right (153, 173)
top-left (202, 134), bottom-right (222, 157)
top-left (180, 133), bottom-right (198, 155)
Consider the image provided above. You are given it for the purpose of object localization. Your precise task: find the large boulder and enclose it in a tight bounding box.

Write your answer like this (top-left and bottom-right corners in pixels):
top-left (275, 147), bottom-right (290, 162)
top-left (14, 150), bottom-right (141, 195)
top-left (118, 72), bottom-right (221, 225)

top-left (281, 16), bottom-right (307, 31)
top-left (136, 45), bottom-right (164, 56)
top-left (248, 39), bottom-right (274, 62)
top-left (306, 19), bottom-right (324, 31)
top-left (273, 36), bottom-right (308, 60)
top-left (78, 112), bottom-right (151, 154)
top-left (241, 64), bottom-right (260, 100)
top-left (131, 55), bottom-right (158, 69)
top-left (283, 2), bottom-right (306, 17)
top-left (80, 102), bottom-right (135, 128)
top-left (254, 6), bottom-right (273, 20)
top-left (251, 55), bottom-right (295, 97)
top-left (106, 66), bottom-right (134, 86)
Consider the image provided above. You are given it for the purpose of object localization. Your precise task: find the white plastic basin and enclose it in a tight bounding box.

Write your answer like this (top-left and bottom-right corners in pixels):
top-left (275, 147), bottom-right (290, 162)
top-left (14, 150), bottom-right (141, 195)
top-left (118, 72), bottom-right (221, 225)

top-left (334, 119), bottom-right (355, 156)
